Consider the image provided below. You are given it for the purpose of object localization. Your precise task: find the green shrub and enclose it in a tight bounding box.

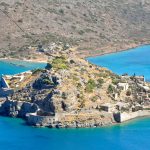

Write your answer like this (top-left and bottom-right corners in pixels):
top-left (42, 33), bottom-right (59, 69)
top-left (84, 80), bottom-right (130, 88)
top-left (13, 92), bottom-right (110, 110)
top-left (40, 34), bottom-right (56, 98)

top-left (70, 59), bottom-right (75, 64)
top-left (107, 84), bottom-right (114, 94)
top-left (59, 9), bottom-right (64, 15)
top-left (52, 57), bottom-right (68, 70)
top-left (78, 30), bottom-right (85, 35)
top-left (32, 69), bottom-right (43, 74)
top-left (85, 79), bottom-right (96, 93)
top-left (72, 76), bottom-right (79, 82)
top-left (43, 78), bottom-right (52, 85)
top-left (112, 78), bottom-right (119, 85)
top-left (91, 96), bottom-right (98, 102)
top-left (77, 83), bottom-right (82, 89)
top-left (98, 72), bottom-right (108, 78)
top-left (62, 92), bottom-right (67, 99)
top-left (80, 68), bottom-right (86, 73)
top-left (97, 78), bottom-right (104, 88)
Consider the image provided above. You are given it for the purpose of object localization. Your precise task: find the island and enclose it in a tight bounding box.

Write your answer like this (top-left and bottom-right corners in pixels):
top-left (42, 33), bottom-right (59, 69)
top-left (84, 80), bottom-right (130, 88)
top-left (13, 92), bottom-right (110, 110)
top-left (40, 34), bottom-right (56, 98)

top-left (0, 42), bottom-right (149, 128)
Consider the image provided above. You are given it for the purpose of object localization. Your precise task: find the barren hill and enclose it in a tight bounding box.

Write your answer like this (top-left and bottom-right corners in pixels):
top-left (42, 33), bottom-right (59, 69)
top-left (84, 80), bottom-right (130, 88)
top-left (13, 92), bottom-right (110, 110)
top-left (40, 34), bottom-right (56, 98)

top-left (0, 0), bottom-right (150, 58)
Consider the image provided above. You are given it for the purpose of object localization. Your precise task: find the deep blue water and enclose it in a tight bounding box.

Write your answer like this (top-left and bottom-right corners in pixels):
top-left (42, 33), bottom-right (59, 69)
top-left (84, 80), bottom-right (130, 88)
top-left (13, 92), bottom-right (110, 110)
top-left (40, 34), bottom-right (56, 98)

top-left (87, 45), bottom-right (150, 81)
top-left (0, 116), bottom-right (150, 150)
top-left (0, 59), bottom-right (46, 75)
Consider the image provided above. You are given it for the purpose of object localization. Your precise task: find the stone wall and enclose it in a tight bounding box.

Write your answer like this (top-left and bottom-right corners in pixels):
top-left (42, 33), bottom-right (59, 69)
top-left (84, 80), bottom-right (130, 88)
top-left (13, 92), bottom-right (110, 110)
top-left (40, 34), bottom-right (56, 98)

top-left (26, 113), bottom-right (55, 127)
top-left (114, 110), bottom-right (150, 123)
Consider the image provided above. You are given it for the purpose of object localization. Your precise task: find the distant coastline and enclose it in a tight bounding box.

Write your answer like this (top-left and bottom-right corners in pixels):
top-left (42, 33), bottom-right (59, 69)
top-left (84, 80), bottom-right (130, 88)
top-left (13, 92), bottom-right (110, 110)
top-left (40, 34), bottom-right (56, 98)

top-left (0, 57), bottom-right (48, 64)
top-left (84, 42), bottom-right (150, 58)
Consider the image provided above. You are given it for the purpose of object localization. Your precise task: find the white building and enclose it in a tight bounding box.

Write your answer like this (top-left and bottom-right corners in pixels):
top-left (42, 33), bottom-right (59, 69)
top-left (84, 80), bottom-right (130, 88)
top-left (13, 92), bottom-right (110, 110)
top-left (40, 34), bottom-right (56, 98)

top-left (118, 83), bottom-right (129, 91)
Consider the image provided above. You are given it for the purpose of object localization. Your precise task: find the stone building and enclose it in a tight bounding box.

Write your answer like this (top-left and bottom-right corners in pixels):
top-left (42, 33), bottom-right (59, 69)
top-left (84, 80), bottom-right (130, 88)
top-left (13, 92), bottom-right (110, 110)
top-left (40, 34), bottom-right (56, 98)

top-left (118, 83), bottom-right (129, 91)
top-left (100, 103), bottom-right (116, 113)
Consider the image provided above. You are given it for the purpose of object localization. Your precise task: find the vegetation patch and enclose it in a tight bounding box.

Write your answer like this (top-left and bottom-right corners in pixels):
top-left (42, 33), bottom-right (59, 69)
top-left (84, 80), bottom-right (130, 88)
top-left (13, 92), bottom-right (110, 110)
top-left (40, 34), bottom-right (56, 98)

top-left (107, 84), bottom-right (115, 94)
top-left (32, 69), bottom-right (43, 74)
top-left (85, 79), bottom-right (96, 93)
top-left (96, 78), bottom-right (104, 88)
top-left (51, 56), bottom-right (68, 70)
top-left (91, 96), bottom-right (98, 102)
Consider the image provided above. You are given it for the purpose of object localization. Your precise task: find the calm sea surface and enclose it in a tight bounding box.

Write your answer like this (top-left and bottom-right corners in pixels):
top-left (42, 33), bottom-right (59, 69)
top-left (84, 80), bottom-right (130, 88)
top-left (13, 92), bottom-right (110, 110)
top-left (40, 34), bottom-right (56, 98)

top-left (1, 116), bottom-right (150, 150)
top-left (0, 59), bottom-right (46, 75)
top-left (87, 45), bottom-right (150, 81)
top-left (1, 49), bottom-right (150, 150)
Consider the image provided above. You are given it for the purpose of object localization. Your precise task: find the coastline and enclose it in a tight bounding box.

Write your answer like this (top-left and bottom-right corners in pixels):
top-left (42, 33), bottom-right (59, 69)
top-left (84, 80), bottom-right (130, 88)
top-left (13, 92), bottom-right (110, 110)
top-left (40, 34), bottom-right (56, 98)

top-left (1, 42), bottom-right (150, 63)
top-left (0, 98), bottom-right (150, 129)
top-left (0, 57), bottom-right (48, 63)
top-left (0, 98), bottom-right (150, 128)
top-left (83, 41), bottom-right (150, 59)
top-left (24, 109), bottom-right (150, 128)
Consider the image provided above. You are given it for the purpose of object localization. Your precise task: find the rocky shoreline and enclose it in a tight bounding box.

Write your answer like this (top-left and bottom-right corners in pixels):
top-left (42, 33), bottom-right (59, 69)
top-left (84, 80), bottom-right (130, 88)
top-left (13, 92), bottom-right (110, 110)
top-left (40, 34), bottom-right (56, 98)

top-left (0, 98), bottom-right (115, 128)
top-left (0, 98), bottom-right (150, 128)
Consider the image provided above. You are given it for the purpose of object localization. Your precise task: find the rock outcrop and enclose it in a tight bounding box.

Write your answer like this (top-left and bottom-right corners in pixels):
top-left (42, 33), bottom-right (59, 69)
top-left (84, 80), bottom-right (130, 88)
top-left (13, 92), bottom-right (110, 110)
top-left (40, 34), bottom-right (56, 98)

top-left (0, 99), bottom-right (39, 118)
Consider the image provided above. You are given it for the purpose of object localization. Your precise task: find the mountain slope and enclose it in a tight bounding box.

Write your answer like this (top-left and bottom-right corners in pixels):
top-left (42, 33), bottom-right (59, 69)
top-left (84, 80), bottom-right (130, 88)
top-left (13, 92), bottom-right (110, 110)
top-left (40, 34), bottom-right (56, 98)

top-left (0, 0), bottom-right (150, 58)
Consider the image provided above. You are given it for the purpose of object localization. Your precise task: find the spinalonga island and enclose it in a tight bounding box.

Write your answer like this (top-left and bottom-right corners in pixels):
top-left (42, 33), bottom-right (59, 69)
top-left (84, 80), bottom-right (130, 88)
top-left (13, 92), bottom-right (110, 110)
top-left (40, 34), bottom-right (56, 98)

top-left (0, 42), bottom-right (150, 128)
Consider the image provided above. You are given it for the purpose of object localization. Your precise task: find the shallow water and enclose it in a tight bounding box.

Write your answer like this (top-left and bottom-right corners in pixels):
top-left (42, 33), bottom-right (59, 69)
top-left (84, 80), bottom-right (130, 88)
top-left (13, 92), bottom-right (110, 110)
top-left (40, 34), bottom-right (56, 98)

top-left (87, 45), bottom-right (150, 81)
top-left (0, 60), bottom-right (46, 75)
top-left (0, 116), bottom-right (150, 150)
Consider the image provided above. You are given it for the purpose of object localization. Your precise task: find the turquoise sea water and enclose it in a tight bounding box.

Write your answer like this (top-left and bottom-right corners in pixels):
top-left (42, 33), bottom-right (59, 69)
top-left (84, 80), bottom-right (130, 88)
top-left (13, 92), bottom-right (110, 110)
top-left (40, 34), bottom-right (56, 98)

top-left (0, 59), bottom-right (46, 75)
top-left (0, 116), bottom-right (150, 150)
top-left (87, 45), bottom-right (150, 81)
top-left (1, 47), bottom-right (150, 150)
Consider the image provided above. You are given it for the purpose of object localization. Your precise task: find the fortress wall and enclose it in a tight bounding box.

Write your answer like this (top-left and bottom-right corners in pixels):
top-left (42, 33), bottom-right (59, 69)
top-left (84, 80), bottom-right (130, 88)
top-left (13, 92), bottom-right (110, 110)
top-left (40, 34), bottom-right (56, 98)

top-left (114, 110), bottom-right (150, 123)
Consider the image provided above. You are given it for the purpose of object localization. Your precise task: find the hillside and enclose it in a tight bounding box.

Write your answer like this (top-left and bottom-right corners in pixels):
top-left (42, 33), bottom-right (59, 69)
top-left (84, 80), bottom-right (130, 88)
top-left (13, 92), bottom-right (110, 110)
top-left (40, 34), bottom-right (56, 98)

top-left (0, 0), bottom-right (150, 59)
